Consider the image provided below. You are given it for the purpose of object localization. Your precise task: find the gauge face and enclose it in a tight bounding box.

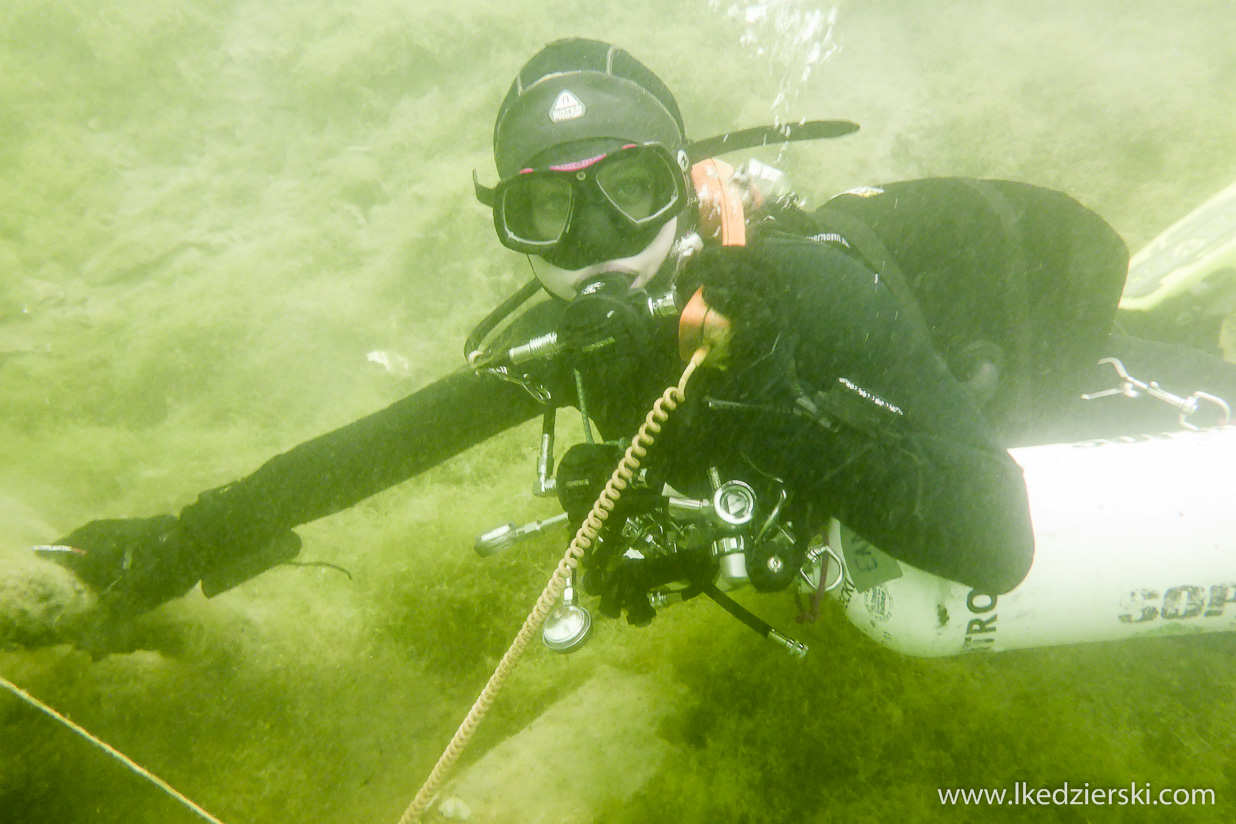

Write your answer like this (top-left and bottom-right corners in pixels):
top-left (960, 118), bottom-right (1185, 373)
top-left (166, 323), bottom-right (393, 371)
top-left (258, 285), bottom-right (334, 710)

top-left (713, 481), bottom-right (757, 526)
top-left (543, 605), bottom-right (592, 652)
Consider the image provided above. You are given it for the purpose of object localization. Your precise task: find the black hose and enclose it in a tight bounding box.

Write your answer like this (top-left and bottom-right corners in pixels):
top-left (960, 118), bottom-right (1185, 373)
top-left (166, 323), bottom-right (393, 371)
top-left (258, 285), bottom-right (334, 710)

top-left (464, 278), bottom-right (543, 362)
top-left (703, 583), bottom-right (775, 638)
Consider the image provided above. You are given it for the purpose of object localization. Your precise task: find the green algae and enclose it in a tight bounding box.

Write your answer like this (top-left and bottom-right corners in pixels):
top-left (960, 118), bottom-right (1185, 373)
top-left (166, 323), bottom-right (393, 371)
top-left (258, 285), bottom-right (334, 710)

top-left (3, 2), bottom-right (1236, 823)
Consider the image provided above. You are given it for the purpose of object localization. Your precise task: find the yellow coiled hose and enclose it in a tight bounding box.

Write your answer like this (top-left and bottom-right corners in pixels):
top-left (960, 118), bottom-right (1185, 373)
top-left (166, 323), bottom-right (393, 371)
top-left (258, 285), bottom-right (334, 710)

top-left (395, 346), bottom-right (710, 824)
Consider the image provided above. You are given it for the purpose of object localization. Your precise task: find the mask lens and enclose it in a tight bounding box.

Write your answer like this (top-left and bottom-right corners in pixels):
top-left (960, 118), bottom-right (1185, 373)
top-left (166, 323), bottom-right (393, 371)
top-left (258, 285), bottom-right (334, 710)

top-left (493, 145), bottom-right (683, 260)
top-left (501, 175), bottom-right (574, 244)
top-left (595, 149), bottom-right (677, 223)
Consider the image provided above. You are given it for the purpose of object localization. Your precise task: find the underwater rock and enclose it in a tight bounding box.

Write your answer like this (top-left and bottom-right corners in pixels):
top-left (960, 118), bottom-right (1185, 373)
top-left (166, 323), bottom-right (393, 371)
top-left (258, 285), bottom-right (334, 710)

top-left (0, 492), bottom-right (97, 647)
top-left (434, 665), bottom-right (687, 824)
top-left (0, 550), bottom-right (97, 648)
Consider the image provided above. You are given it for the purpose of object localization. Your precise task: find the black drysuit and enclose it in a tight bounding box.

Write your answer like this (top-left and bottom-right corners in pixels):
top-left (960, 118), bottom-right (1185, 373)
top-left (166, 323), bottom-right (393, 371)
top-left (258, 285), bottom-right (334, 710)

top-left (71, 178), bottom-right (1236, 614)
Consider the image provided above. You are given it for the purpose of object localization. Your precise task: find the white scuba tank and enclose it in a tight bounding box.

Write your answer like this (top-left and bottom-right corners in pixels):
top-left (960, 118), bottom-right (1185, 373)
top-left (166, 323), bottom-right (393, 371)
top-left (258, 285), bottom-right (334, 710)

top-left (828, 425), bottom-right (1236, 657)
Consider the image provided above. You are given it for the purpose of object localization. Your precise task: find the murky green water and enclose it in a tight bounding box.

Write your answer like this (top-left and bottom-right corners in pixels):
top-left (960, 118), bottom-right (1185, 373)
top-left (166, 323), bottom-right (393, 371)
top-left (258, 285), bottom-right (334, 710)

top-left (3, 1), bottom-right (1236, 822)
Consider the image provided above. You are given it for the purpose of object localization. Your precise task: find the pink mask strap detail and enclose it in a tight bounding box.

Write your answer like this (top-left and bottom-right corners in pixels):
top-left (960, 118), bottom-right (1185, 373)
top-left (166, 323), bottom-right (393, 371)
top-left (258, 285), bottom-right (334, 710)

top-left (546, 153), bottom-right (608, 172)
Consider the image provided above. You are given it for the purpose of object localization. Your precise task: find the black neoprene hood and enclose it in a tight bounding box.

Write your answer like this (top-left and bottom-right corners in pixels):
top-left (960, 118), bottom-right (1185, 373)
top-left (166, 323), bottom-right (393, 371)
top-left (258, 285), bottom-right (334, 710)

top-left (493, 38), bottom-right (686, 179)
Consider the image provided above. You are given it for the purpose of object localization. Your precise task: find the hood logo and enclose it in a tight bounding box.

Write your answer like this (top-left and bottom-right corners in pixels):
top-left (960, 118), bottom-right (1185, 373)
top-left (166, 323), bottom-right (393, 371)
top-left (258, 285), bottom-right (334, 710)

top-left (549, 89), bottom-right (586, 123)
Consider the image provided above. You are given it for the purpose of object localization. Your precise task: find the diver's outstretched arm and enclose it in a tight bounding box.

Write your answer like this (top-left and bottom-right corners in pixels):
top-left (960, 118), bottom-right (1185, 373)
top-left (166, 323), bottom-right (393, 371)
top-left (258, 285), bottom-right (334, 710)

top-left (42, 369), bottom-right (545, 617)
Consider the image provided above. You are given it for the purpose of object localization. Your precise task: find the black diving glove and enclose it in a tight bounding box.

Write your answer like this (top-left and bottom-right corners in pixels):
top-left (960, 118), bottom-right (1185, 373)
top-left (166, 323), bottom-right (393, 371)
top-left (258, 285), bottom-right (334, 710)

top-left (38, 516), bottom-right (197, 616)
top-left (37, 515), bottom-right (300, 619)
top-left (687, 244), bottom-right (786, 358)
top-left (595, 557), bottom-right (658, 627)
top-left (591, 551), bottom-right (715, 627)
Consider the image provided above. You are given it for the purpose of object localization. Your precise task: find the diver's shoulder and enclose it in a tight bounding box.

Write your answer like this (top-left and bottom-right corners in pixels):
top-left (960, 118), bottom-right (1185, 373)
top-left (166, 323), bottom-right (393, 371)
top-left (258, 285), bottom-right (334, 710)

top-left (754, 229), bottom-right (872, 274)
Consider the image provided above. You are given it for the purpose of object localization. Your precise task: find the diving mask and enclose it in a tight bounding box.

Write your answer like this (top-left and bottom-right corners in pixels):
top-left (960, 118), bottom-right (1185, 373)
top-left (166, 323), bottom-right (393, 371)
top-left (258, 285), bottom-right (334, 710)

top-left (477, 143), bottom-right (690, 269)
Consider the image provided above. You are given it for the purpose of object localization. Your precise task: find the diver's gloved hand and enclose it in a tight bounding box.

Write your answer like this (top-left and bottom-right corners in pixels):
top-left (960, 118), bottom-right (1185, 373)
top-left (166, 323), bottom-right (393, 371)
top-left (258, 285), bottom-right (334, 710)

top-left (685, 245), bottom-right (801, 403)
top-left (36, 515), bottom-right (301, 620)
top-left (591, 551), bottom-right (715, 627)
top-left (595, 557), bottom-right (658, 627)
top-left (37, 516), bottom-right (199, 617)
top-left (687, 245), bottom-right (784, 354)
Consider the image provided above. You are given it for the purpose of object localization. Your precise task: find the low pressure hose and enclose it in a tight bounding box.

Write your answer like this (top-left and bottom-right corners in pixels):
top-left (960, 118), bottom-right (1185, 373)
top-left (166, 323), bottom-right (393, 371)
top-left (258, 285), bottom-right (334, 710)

top-left (394, 345), bottom-right (711, 824)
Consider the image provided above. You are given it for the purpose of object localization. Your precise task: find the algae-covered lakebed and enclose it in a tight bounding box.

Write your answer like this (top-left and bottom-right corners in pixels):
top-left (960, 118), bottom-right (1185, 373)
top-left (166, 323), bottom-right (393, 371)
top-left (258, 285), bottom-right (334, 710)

top-left (3, 2), bottom-right (1236, 822)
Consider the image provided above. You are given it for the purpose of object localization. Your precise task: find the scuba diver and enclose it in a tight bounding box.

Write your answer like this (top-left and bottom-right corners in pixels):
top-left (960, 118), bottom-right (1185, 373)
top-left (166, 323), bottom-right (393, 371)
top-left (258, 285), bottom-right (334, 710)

top-left (36, 38), bottom-right (1236, 636)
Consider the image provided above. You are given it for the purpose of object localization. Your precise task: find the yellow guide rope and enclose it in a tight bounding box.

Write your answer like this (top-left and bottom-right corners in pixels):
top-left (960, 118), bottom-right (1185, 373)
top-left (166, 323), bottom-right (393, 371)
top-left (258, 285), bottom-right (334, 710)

top-left (0, 673), bottom-right (229, 824)
top-left (394, 346), bottom-right (709, 824)
top-left (1, 346), bottom-right (711, 824)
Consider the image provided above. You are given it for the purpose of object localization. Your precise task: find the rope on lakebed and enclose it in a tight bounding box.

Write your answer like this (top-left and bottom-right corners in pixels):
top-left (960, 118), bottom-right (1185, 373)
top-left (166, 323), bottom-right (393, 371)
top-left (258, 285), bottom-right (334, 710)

top-left (0, 672), bottom-right (230, 824)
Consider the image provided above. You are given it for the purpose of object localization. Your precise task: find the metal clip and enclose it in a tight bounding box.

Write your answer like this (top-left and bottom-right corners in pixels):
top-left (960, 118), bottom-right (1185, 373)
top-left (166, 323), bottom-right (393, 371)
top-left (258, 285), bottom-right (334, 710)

top-left (479, 365), bottom-right (553, 405)
top-left (800, 543), bottom-right (846, 593)
top-left (1081, 357), bottom-right (1232, 431)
